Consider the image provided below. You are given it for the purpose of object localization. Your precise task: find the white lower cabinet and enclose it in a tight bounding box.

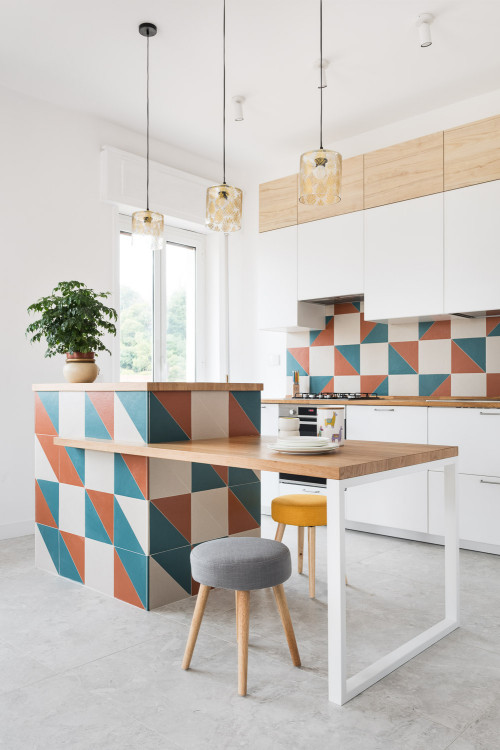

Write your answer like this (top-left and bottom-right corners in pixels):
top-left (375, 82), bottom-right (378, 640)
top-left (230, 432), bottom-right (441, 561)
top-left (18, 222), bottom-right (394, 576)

top-left (261, 470), bottom-right (280, 516)
top-left (428, 407), bottom-right (500, 476)
top-left (260, 403), bottom-right (279, 436)
top-left (429, 471), bottom-right (500, 549)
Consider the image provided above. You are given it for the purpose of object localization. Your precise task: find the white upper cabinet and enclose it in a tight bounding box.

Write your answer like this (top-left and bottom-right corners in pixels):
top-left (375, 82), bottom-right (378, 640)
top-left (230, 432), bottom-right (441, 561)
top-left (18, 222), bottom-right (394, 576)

top-left (258, 226), bottom-right (325, 332)
top-left (297, 213), bottom-right (364, 301)
top-left (444, 180), bottom-right (500, 314)
top-left (364, 193), bottom-right (445, 322)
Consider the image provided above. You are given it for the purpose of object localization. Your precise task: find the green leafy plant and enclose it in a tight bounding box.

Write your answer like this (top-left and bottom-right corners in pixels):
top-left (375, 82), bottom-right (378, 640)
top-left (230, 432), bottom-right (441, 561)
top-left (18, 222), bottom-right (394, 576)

top-left (26, 281), bottom-right (118, 358)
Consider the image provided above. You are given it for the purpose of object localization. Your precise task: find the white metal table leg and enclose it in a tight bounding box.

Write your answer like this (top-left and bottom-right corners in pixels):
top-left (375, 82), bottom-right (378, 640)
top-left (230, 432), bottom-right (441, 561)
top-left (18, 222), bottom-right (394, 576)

top-left (326, 478), bottom-right (347, 705)
top-left (444, 462), bottom-right (460, 624)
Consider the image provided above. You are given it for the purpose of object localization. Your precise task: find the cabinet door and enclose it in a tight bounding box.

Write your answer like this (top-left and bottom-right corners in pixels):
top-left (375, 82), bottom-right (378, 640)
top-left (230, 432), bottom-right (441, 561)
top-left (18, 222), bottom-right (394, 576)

top-left (345, 472), bottom-right (428, 532)
top-left (298, 155), bottom-right (363, 223)
top-left (346, 405), bottom-right (428, 443)
top-left (297, 212), bottom-right (364, 301)
top-left (261, 471), bottom-right (280, 515)
top-left (364, 193), bottom-right (444, 321)
top-left (259, 175), bottom-right (297, 233)
top-left (428, 407), bottom-right (500, 476)
top-left (444, 115), bottom-right (500, 191)
top-left (429, 471), bottom-right (500, 546)
top-left (261, 404), bottom-right (279, 436)
top-left (444, 180), bottom-right (500, 313)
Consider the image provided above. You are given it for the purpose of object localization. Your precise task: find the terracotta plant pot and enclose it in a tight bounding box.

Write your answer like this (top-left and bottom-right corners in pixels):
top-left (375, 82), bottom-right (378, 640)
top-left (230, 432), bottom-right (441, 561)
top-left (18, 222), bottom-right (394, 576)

top-left (63, 352), bottom-right (99, 383)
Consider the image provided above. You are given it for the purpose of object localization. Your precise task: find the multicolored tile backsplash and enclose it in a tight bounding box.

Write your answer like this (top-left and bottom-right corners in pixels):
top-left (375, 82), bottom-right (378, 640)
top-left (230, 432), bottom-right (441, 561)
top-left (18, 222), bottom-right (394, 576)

top-left (286, 302), bottom-right (500, 397)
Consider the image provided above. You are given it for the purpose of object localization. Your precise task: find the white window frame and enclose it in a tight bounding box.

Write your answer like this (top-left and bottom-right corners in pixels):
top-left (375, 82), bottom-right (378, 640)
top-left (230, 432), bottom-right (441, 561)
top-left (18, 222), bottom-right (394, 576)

top-left (117, 214), bottom-right (207, 382)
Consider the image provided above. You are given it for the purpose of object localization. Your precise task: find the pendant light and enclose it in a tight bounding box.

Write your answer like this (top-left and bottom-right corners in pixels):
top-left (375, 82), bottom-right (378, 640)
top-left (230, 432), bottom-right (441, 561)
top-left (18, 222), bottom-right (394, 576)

top-left (132, 22), bottom-right (164, 251)
top-left (299, 0), bottom-right (342, 206)
top-left (206, 0), bottom-right (242, 233)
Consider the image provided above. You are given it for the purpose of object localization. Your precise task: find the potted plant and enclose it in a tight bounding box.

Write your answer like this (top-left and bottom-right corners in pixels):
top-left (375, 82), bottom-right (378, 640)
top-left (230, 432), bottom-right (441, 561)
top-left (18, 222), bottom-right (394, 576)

top-left (26, 280), bottom-right (118, 383)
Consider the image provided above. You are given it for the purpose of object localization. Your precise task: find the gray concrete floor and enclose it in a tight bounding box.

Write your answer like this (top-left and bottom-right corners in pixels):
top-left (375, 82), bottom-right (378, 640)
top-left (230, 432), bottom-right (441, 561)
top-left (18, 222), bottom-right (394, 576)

top-left (1, 518), bottom-right (500, 749)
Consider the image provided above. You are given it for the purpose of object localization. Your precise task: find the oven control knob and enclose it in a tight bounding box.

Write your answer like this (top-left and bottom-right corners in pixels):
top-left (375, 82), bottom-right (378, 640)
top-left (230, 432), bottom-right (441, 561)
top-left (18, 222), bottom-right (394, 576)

top-left (289, 409), bottom-right (294, 415)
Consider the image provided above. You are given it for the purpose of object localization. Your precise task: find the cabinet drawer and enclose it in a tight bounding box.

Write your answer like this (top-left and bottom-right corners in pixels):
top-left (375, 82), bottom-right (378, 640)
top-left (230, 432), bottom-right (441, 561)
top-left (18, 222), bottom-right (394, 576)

top-left (346, 405), bottom-right (427, 443)
top-left (278, 482), bottom-right (326, 498)
top-left (428, 407), bottom-right (500, 476)
top-left (429, 471), bottom-right (500, 546)
top-left (345, 472), bottom-right (428, 532)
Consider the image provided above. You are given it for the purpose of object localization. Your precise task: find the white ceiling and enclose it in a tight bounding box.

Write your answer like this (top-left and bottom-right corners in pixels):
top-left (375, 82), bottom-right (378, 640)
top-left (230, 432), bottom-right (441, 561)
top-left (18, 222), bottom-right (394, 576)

top-left (2, 0), bottom-right (500, 173)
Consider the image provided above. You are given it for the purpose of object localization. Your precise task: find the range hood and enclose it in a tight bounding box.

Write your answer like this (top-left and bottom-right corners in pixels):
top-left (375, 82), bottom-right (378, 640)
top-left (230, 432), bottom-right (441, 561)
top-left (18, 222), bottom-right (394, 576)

top-left (304, 294), bottom-right (500, 319)
top-left (452, 310), bottom-right (500, 319)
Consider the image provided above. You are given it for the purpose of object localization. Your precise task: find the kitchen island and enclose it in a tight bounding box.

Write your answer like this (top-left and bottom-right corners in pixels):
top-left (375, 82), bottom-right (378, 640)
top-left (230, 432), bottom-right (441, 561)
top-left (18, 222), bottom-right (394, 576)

top-left (33, 382), bottom-right (262, 609)
top-left (53, 432), bottom-right (459, 706)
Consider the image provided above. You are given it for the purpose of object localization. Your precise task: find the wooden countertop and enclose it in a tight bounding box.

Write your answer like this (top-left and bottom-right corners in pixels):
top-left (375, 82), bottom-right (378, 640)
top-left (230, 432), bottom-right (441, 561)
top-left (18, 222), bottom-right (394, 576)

top-left (262, 397), bottom-right (500, 409)
top-left (33, 382), bottom-right (263, 392)
top-left (54, 435), bottom-right (457, 481)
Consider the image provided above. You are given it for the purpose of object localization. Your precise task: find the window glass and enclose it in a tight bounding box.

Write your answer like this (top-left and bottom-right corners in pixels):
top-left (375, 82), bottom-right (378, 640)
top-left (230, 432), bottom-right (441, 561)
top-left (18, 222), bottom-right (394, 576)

top-left (119, 232), bottom-right (153, 381)
top-left (164, 242), bottom-right (196, 381)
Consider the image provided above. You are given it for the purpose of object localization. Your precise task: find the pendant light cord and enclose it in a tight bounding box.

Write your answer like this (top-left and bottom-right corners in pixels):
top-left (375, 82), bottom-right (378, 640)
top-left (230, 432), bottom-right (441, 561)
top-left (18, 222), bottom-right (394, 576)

top-left (319, 0), bottom-right (323, 150)
top-left (223, 0), bottom-right (226, 185)
top-left (146, 32), bottom-right (150, 210)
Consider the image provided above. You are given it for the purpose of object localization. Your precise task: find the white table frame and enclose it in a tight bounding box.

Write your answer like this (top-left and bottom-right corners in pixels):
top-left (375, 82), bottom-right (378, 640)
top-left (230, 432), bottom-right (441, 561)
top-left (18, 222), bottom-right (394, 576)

top-left (327, 458), bottom-right (459, 705)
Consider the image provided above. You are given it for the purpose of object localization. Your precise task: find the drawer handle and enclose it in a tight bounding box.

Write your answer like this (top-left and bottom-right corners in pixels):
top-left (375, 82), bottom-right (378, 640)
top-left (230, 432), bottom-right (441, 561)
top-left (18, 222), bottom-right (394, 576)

top-left (374, 408), bottom-right (395, 412)
top-left (480, 479), bottom-right (500, 486)
top-left (303, 489), bottom-right (321, 494)
top-left (480, 411), bottom-right (500, 416)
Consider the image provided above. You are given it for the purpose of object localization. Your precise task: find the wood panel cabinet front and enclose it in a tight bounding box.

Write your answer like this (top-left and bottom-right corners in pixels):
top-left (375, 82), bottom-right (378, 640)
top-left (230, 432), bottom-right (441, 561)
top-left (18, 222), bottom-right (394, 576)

top-left (444, 114), bottom-right (500, 191)
top-left (364, 132), bottom-right (444, 209)
top-left (259, 174), bottom-right (298, 233)
top-left (298, 155), bottom-right (364, 224)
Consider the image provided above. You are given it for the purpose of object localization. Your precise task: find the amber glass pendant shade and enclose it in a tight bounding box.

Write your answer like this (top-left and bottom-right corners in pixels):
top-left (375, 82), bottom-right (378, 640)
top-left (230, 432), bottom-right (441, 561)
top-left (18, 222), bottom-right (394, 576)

top-left (132, 210), bottom-right (164, 251)
top-left (206, 184), bottom-right (242, 233)
top-left (299, 148), bottom-right (342, 206)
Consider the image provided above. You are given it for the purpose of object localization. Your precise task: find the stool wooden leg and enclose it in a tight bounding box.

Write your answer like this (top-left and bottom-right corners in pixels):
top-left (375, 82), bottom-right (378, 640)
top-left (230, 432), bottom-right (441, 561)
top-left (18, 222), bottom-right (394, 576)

top-left (308, 527), bottom-right (316, 598)
top-left (298, 527), bottom-right (304, 573)
top-left (272, 584), bottom-right (301, 667)
top-left (236, 590), bottom-right (250, 696)
top-left (275, 523), bottom-right (286, 542)
top-left (235, 590), bottom-right (239, 642)
top-left (182, 584), bottom-right (210, 670)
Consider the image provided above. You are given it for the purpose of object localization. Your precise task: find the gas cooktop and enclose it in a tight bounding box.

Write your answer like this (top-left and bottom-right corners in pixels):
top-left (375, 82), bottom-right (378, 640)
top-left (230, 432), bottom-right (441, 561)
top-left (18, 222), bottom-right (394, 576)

top-left (293, 392), bottom-right (382, 401)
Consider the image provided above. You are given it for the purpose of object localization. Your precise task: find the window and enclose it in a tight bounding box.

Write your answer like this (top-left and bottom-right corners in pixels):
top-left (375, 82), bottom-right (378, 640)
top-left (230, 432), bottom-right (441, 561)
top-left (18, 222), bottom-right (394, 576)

top-left (118, 216), bottom-right (205, 382)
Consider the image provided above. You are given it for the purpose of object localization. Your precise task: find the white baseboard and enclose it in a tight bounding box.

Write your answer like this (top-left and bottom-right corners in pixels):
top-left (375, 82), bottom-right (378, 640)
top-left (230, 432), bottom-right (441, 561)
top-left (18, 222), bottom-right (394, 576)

top-left (0, 521), bottom-right (34, 541)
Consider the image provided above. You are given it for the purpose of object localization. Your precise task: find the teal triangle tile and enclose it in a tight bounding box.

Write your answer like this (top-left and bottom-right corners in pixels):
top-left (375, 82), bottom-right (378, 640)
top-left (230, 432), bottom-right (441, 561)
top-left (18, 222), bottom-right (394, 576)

top-left (336, 345), bottom-right (360, 374)
top-left (228, 467), bottom-right (259, 487)
top-left (114, 454), bottom-right (144, 499)
top-left (419, 322), bottom-right (434, 340)
top-left (419, 374), bottom-right (449, 396)
top-left (152, 546), bottom-right (192, 594)
top-left (453, 338), bottom-right (486, 371)
top-left (85, 393), bottom-right (111, 440)
top-left (116, 392), bottom-right (148, 442)
top-left (85, 492), bottom-right (112, 545)
top-left (230, 482), bottom-right (261, 525)
top-left (66, 447), bottom-right (85, 485)
top-left (59, 534), bottom-right (82, 583)
top-left (286, 350), bottom-right (308, 377)
top-left (310, 376), bottom-right (332, 394)
top-left (38, 392), bottom-right (59, 434)
top-left (488, 321), bottom-right (500, 337)
top-left (362, 323), bottom-right (388, 344)
top-left (114, 497), bottom-right (145, 554)
top-left (389, 345), bottom-right (417, 375)
top-left (37, 523), bottom-right (59, 571)
top-left (149, 393), bottom-right (190, 443)
top-left (37, 480), bottom-right (59, 527)
top-left (231, 392), bottom-right (261, 432)
top-left (150, 503), bottom-right (189, 555)
top-left (373, 377), bottom-right (389, 396)
top-left (115, 547), bottom-right (148, 609)
top-left (352, 302), bottom-right (361, 311)
top-left (192, 463), bottom-right (226, 492)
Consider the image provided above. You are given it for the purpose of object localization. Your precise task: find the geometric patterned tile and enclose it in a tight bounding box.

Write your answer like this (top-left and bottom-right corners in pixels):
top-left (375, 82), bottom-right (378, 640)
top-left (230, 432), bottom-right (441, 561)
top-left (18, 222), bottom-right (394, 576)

top-left (34, 392), bottom-right (59, 436)
top-left (191, 391), bottom-right (229, 440)
top-left (58, 484), bottom-right (85, 537)
top-left (192, 463), bottom-right (226, 493)
top-left (34, 434), bottom-right (59, 483)
top-left (191, 488), bottom-right (228, 545)
top-left (85, 450), bottom-right (114, 494)
top-left (451, 373), bottom-right (486, 398)
top-left (388, 342), bottom-right (417, 375)
top-left (59, 531), bottom-right (85, 584)
top-left (114, 494), bottom-right (149, 555)
top-left (59, 392), bottom-right (85, 439)
top-left (85, 490), bottom-right (113, 545)
top-left (486, 337), bottom-right (500, 372)
top-left (150, 497), bottom-right (191, 554)
top-left (149, 392), bottom-right (191, 443)
top-left (149, 554), bottom-right (191, 608)
top-left (229, 392), bottom-right (261, 437)
top-left (418, 340), bottom-right (451, 375)
top-left (84, 538), bottom-right (114, 597)
top-left (114, 392), bottom-right (148, 443)
top-left (361, 342), bottom-right (389, 375)
top-left (419, 374), bottom-right (451, 397)
top-left (228, 482), bottom-right (260, 528)
top-left (59, 447), bottom-right (85, 487)
top-left (85, 392), bottom-right (114, 440)
top-left (114, 454), bottom-right (148, 500)
top-left (452, 338), bottom-right (486, 373)
top-left (151, 546), bottom-right (192, 598)
top-left (114, 547), bottom-right (148, 609)
top-left (35, 479), bottom-right (59, 529)
top-left (35, 523), bottom-right (59, 574)
top-left (149, 458), bottom-right (191, 501)
top-left (360, 375), bottom-right (389, 396)
top-left (286, 348), bottom-right (309, 377)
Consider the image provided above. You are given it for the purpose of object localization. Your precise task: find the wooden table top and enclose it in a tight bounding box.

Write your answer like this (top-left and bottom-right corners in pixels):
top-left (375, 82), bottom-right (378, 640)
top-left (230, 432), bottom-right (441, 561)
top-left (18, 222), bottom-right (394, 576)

top-left (262, 397), bottom-right (500, 409)
top-left (34, 382), bottom-right (263, 392)
top-left (54, 436), bottom-right (458, 481)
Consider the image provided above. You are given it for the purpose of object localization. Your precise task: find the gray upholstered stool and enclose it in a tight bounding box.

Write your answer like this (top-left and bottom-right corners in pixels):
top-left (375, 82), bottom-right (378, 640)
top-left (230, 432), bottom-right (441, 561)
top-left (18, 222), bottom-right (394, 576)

top-left (182, 537), bottom-right (301, 696)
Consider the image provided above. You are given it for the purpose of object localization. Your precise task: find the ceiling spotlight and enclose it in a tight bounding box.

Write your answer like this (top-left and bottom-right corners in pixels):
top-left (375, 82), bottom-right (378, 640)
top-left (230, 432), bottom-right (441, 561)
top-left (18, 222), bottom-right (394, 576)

top-left (315, 58), bottom-right (329, 88)
top-left (232, 95), bottom-right (245, 122)
top-left (416, 13), bottom-right (434, 48)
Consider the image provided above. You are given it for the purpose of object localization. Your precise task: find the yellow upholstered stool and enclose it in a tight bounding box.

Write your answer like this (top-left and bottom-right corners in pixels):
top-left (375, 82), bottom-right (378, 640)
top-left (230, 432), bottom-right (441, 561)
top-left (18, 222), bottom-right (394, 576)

top-left (271, 494), bottom-right (346, 598)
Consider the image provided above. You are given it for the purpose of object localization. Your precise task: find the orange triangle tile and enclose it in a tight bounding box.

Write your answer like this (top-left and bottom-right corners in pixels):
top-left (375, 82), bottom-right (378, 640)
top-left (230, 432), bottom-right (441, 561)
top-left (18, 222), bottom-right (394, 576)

top-left (334, 349), bottom-right (358, 377)
top-left (35, 481), bottom-right (57, 528)
top-left (360, 317), bottom-right (377, 343)
top-left (229, 395), bottom-right (259, 437)
top-left (37, 434), bottom-right (60, 480)
top-left (34, 394), bottom-right (58, 436)
top-left (360, 375), bottom-right (387, 394)
top-left (311, 318), bottom-right (334, 347)
top-left (122, 454), bottom-right (148, 499)
top-left (86, 490), bottom-right (114, 542)
top-left (288, 347), bottom-right (309, 374)
top-left (391, 341), bottom-right (418, 372)
top-left (420, 321), bottom-right (451, 340)
top-left (60, 531), bottom-right (85, 583)
top-left (487, 374), bottom-right (500, 397)
top-left (212, 465), bottom-right (228, 484)
top-left (486, 317), bottom-right (500, 336)
top-left (432, 375), bottom-right (451, 397)
top-left (114, 550), bottom-right (144, 608)
top-left (152, 493), bottom-right (191, 542)
top-left (321, 377), bottom-right (335, 393)
top-left (153, 392), bottom-right (192, 438)
top-left (88, 392), bottom-right (114, 438)
top-left (228, 490), bottom-right (260, 535)
top-left (334, 302), bottom-right (360, 315)
top-left (59, 448), bottom-right (83, 486)
top-left (451, 341), bottom-right (484, 374)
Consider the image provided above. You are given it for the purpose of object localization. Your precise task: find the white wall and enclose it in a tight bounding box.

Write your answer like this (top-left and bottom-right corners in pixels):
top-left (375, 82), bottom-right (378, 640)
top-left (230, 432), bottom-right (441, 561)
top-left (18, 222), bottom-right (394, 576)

top-left (0, 84), bottom-right (221, 539)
